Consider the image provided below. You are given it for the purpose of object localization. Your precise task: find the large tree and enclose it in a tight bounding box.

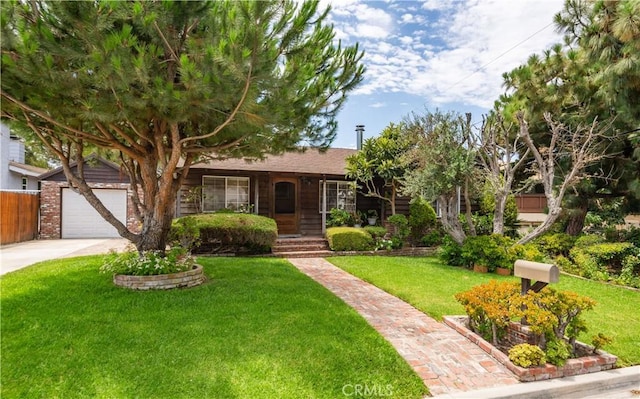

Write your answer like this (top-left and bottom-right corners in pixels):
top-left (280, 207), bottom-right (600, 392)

top-left (401, 110), bottom-right (476, 244)
top-left (1, 0), bottom-right (364, 252)
top-left (345, 123), bottom-right (414, 215)
top-left (497, 0), bottom-right (639, 234)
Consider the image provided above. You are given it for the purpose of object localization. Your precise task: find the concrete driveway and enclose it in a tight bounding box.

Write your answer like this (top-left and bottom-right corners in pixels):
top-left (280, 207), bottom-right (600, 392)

top-left (0, 238), bottom-right (130, 276)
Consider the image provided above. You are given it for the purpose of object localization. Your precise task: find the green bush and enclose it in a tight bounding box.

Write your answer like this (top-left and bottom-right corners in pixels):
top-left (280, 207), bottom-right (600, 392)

top-left (408, 198), bottom-right (437, 241)
top-left (387, 214), bottom-right (410, 242)
top-left (574, 234), bottom-right (605, 248)
top-left (545, 338), bottom-right (571, 367)
top-left (534, 233), bottom-right (576, 257)
top-left (509, 242), bottom-right (547, 264)
top-left (508, 344), bottom-right (546, 368)
top-left (326, 227), bottom-right (374, 251)
top-left (168, 216), bottom-right (201, 253)
top-left (363, 226), bottom-right (388, 239)
top-left (326, 208), bottom-right (354, 227)
top-left (439, 236), bottom-right (464, 266)
top-left (460, 234), bottom-right (514, 271)
top-left (173, 213), bottom-right (277, 254)
top-left (421, 230), bottom-right (443, 247)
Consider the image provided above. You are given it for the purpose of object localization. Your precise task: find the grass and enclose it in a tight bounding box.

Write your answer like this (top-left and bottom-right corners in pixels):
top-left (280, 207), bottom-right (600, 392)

top-left (1, 256), bottom-right (428, 398)
top-left (328, 256), bottom-right (640, 367)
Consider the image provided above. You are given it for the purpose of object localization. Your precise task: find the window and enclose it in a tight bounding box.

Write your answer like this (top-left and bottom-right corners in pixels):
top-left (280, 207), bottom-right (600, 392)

top-left (319, 181), bottom-right (356, 213)
top-left (21, 177), bottom-right (27, 190)
top-left (202, 176), bottom-right (250, 212)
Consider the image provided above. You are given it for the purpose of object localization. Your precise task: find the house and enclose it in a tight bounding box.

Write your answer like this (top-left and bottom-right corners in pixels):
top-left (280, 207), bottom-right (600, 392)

top-left (179, 148), bottom-right (407, 236)
top-left (37, 148), bottom-right (410, 239)
top-left (0, 122), bottom-right (48, 191)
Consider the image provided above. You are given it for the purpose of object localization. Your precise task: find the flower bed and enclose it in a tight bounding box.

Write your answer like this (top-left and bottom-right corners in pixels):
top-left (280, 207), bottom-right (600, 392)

top-left (444, 315), bottom-right (618, 382)
top-left (114, 265), bottom-right (205, 290)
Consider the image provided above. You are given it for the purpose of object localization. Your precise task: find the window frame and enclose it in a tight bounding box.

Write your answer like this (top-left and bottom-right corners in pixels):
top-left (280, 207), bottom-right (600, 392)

top-left (318, 180), bottom-right (357, 214)
top-left (201, 175), bottom-right (250, 213)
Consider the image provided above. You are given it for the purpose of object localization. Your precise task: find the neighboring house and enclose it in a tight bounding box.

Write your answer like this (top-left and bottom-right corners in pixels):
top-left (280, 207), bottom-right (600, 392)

top-left (0, 122), bottom-right (47, 190)
top-left (38, 156), bottom-right (138, 239)
top-left (37, 149), bottom-right (410, 238)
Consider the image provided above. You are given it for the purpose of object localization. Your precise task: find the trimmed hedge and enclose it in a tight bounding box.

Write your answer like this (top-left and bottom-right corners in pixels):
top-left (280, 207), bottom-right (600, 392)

top-left (171, 213), bottom-right (277, 254)
top-left (326, 227), bottom-right (374, 251)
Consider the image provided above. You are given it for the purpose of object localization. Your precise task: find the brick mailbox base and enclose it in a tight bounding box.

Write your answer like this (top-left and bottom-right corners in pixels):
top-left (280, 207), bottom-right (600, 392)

top-left (444, 316), bottom-right (618, 382)
top-left (113, 265), bottom-right (205, 290)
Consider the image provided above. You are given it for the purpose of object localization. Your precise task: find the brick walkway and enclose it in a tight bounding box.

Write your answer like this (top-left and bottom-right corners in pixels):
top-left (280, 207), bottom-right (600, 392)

top-left (288, 258), bottom-right (519, 397)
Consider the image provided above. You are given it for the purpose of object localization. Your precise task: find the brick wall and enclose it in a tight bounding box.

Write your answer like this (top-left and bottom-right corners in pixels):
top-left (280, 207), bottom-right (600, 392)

top-left (40, 181), bottom-right (140, 239)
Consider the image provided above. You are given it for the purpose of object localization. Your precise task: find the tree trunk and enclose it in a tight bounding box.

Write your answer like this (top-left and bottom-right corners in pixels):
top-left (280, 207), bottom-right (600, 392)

top-left (565, 201), bottom-right (589, 236)
top-left (464, 178), bottom-right (476, 236)
top-left (493, 190), bottom-right (507, 235)
top-left (439, 194), bottom-right (466, 244)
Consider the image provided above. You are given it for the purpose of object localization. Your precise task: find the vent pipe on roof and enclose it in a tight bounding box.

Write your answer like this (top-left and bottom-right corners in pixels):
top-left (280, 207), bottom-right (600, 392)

top-left (355, 125), bottom-right (365, 150)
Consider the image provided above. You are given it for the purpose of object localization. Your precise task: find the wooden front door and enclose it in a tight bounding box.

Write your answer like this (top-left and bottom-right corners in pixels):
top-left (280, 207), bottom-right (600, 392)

top-left (272, 177), bottom-right (298, 235)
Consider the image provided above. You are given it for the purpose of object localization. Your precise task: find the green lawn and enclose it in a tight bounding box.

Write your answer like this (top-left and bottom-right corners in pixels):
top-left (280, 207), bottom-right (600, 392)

top-left (1, 256), bottom-right (427, 399)
top-left (328, 256), bottom-right (640, 367)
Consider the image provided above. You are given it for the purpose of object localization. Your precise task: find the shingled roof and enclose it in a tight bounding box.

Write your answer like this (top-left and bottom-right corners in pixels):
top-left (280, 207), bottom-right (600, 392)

top-left (191, 148), bottom-right (357, 176)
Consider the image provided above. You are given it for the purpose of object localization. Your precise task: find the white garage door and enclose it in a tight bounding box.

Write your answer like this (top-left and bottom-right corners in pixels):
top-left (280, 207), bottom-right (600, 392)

top-left (61, 188), bottom-right (127, 238)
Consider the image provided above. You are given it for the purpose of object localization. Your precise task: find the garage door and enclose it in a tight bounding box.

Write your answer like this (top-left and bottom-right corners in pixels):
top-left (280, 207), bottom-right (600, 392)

top-left (61, 188), bottom-right (127, 238)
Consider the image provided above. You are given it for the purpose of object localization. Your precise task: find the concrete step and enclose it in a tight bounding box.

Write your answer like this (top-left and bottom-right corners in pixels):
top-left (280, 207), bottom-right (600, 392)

top-left (272, 250), bottom-right (334, 258)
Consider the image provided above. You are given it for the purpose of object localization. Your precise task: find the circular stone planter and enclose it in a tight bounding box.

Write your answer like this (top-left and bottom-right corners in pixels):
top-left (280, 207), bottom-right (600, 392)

top-left (113, 265), bottom-right (205, 290)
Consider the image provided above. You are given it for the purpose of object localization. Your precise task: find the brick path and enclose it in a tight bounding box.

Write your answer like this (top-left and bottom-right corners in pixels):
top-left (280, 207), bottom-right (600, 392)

top-left (288, 258), bottom-right (519, 397)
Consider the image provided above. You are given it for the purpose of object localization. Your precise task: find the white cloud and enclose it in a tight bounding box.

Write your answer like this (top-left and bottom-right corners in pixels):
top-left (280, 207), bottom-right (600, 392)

top-left (370, 102), bottom-right (387, 108)
top-left (330, 0), bottom-right (564, 109)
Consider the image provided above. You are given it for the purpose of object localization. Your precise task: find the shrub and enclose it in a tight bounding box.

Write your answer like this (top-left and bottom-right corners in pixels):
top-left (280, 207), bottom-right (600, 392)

top-left (591, 333), bottom-right (613, 353)
top-left (168, 216), bottom-right (201, 253)
top-left (509, 242), bottom-right (547, 264)
top-left (460, 235), bottom-right (514, 271)
top-left (574, 234), bottom-right (605, 248)
top-left (408, 198), bottom-right (437, 241)
top-left (534, 233), bottom-right (576, 257)
top-left (326, 208), bottom-right (354, 227)
top-left (439, 236), bottom-right (464, 266)
top-left (555, 255), bottom-right (580, 275)
top-left (421, 230), bottom-right (443, 247)
top-left (569, 242), bottom-right (640, 284)
top-left (101, 246), bottom-right (195, 276)
top-left (508, 344), bottom-right (546, 368)
top-left (326, 227), bottom-right (374, 251)
top-left (173, 213), bottom-right (277, 254)
top-left (455, 280), bottom-right (519, 344)
top-left (545, 338), bottom-right (571, 366)
top-left (387, 214), bottom-right (410, 242)
top-left (457, 281), bottom-right (598, 358)
top-left (363, 226), bottom-right (388, 240)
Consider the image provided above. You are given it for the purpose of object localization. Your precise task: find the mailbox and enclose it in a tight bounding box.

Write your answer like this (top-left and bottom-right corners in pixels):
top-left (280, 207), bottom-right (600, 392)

top-left (514, 260), bottom-right (559, 283)
top-left (514, 260), bottom-right (559, 294)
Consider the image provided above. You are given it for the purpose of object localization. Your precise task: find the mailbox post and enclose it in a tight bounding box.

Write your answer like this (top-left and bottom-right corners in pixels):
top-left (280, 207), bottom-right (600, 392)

top-left (514, 260), bottom-right (559, 295)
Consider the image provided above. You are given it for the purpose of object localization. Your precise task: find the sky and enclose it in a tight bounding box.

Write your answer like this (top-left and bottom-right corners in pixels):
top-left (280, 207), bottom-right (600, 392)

top-left (323, 0), bottom-right (566, 149)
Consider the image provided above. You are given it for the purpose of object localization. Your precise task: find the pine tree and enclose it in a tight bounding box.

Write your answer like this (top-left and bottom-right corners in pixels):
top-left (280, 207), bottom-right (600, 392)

top-left (1, 1), bottom-right (364, 252)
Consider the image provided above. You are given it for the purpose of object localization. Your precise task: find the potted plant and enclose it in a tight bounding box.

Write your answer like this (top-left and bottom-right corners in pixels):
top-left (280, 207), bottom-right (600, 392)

top-left (367, 209), bottom-right (378, 226)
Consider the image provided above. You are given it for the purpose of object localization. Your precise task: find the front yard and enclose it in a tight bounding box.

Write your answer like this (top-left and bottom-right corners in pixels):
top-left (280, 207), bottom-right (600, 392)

top-left (0, 256), bottom-right (427, 398)
top-left (328, 256), bottom-right (640, 367)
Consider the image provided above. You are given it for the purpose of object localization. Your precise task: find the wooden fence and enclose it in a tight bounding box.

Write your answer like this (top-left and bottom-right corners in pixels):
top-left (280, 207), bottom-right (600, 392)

top-left (515, 194), bottom-right (547, 213)
top-left (1, 190), bottom-right (40, 245)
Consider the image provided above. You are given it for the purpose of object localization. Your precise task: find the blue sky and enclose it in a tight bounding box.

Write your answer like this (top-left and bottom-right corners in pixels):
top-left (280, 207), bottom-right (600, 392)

top-left (323, 0), bottom-right (565, 148)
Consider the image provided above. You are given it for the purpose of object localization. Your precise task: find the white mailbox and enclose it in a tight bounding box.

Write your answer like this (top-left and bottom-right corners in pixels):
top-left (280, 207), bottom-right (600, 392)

top-left (514, 260), bottom-right (559, 294)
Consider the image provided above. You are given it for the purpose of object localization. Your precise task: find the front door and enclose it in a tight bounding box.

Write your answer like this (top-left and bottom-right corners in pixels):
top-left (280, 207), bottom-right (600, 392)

top-left (272, 178), bottom-right (298, 235)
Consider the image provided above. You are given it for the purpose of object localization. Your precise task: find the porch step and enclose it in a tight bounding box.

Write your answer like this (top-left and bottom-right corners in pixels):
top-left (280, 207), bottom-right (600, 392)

top-left (272, 237), bottom-right (329, 254)
top-left (272, 250), bottom-right (334, 259)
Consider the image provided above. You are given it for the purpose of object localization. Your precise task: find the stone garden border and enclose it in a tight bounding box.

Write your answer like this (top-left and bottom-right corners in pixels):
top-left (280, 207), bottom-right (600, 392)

top-left (113, 265), bottom-right (205, 290)
top-left (443, 315), bottom-right (618, 382)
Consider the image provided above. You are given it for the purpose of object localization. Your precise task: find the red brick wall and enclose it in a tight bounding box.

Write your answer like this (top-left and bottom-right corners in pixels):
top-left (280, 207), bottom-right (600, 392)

top-left (40, 181), bottom-right (140, 239)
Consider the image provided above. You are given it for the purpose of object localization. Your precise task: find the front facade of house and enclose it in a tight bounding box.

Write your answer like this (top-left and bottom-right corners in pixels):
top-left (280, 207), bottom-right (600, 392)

top-left (37, 149), bottom-right (411, 239)
top-left (181, 148), bottom-right (407, 236)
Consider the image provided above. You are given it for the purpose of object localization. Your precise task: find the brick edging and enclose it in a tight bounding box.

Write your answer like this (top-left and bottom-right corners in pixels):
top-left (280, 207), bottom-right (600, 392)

top-left (113, 265), bottom-right (205, 290)
top-left (443, 316), bottom-right (618, 382)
